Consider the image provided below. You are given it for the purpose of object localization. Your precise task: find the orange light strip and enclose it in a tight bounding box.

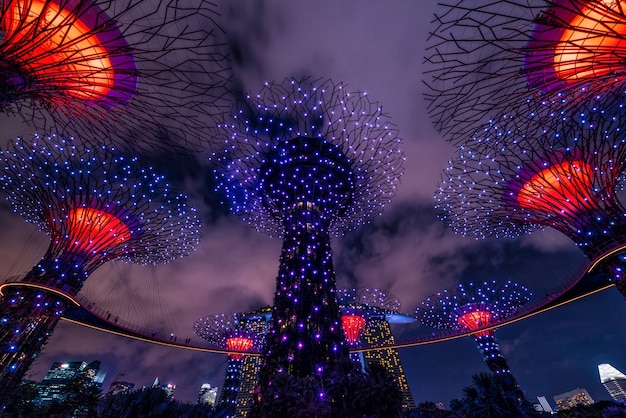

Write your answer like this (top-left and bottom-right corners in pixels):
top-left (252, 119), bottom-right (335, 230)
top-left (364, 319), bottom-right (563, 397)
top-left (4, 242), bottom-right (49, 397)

top-left (0, 282), bottom-right (80, 306)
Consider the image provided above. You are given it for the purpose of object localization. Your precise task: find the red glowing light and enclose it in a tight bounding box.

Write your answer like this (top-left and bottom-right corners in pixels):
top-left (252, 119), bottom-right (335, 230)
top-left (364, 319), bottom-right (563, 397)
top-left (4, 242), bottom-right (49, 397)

top-left (67, 207), bottom-right (130, 254)
top-left (524, 0), bottom-right (626, 91)
top-left (226, 336), bottom-right (254, 359)
top-left (3, 0), bottom-right (136, 106)
top-left (458, 310), bottom-right (493, 337)
top-left (553, 0), bottom-right (626, 83)
top-left (341, 315), bottom-right (366, 345)
top-left (516, 160), bottom-right (596, 216)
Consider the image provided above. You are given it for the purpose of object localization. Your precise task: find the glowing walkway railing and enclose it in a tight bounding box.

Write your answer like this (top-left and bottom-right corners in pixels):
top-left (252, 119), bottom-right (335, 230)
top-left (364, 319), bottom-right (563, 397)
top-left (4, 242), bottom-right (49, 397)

top-left (1, 242), bottom-right (619, 356)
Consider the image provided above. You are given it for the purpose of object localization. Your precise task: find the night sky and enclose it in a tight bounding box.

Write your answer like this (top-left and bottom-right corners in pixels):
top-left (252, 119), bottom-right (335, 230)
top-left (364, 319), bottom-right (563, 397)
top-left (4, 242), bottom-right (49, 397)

top-left (1, 0), bottom-right (626, 410)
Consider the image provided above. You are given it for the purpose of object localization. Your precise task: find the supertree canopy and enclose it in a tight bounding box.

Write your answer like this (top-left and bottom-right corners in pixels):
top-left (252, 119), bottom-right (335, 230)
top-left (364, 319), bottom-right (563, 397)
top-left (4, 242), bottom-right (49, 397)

top-left (211, 78), bottom-right (404, 399)
top-left (194, 312), bottom-right (262, 413)
top-left (337, 287), bottom-right (401, 346)
top-left (416, 280), bottom-right (532, 393)
top-left (0, 0), bottom-right (231, 153)
top-left (0, 134), bottom-right (201, 403)
top-left (435, 93), bottom-right (626, 295)
top-left (424, 0), bottom-right (626, 144)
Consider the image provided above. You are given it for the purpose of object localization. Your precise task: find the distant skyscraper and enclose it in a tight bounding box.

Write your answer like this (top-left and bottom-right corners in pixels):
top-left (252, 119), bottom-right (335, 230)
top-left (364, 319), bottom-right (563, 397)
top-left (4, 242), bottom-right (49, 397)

top-left (536, 396), bottom-right (554, 413)
top-left (235, 307), bottom-right (272, 417)
top-left (36, 360), bottom-right (106, 406)
top-left (361, 317), bottom-right (416, 411)
top-left (152, 377), bottom-right (176, 400)
top-left (599, 363), bottom-right (626, 402)
top-left (198, 383), bottom-right (218, 407)
top-left (553, 388), bottom-right (594, 411)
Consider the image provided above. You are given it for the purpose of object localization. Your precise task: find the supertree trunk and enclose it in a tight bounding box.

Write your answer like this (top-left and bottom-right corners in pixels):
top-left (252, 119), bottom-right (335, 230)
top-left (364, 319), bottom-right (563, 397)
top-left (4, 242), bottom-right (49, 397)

top-left (260, 206), bottom-right (348, 392)
top-left (0, 289), bottom-right (65, 406)
top-left (472, 332), bottom-right (525, 401)
top-left (0, 254), bottom-right (89, 405)
top-left (218, 356), bottom-right (245, 414)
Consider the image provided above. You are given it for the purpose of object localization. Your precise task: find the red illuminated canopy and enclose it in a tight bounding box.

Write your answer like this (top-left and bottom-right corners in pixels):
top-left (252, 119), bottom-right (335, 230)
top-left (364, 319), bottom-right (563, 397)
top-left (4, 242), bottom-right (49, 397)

top-left (516, 160), bottom-right (596, 216)
top-left (553, 0), bottom-right (626, 83)
top-left (3, 0), bottom-right (137, 107)
top-left (67, 207), bottom-right (131, 255)
top-left (524, 0), bottom-right (626, 91)
top-left (226, 336), bottom-right (254, 360)
top-left (458, 310), bottom-right (493, 337)
top-left (341, 314), bottom-right (366, 345)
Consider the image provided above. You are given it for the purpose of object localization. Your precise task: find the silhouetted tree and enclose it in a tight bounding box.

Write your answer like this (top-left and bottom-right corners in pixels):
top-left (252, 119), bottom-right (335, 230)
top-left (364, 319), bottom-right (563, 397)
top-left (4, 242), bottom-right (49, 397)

top-left (451, 373), bottom-right (540, 418)
top-left (99, 386), bottom-right (225, 418)
top-left (408, 401), bottom-right (451, 417)
top-left (0, 381), bottom-right (45, 418)
top-left (250, 359), bottom-right (403, 417)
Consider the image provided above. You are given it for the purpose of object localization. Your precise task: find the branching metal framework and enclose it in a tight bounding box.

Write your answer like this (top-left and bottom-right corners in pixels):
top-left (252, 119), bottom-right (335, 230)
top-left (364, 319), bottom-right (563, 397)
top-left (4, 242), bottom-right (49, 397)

top-left (0, 0), bottom-right (231, 154)
top-left (0, 134), bottom-right (201, 404)
top-left (424, 0), bottom-right (626, 144)
top-left (211, 78), bottom-right (404, 400)
top-left (435, 93), bottom-right (626, 295)
top-left (194, 312), bottom-right (262, 413)
top-left (416, 280), bottom-right (532, 391)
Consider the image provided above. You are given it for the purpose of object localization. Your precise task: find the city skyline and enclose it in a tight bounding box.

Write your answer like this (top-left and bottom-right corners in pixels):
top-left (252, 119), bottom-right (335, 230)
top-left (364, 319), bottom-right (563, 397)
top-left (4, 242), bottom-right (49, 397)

top-left (1, 0), bottom-right (626, 408)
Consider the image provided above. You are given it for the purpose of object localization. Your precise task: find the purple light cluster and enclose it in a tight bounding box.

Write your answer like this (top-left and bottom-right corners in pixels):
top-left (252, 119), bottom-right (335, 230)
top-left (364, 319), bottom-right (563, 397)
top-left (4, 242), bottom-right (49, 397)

top-left (211, 77), bottom-right (404, 238)
top-left (0, 134), bottom-right (202, 269)
top-left (194, 312), bottom-right (261, 352)
top-left (416, 280), bottom-right (532, 331)
top-left (337, 287), bottom-right (401, 314)
top-left (434, 93), bottom-right (626, 262)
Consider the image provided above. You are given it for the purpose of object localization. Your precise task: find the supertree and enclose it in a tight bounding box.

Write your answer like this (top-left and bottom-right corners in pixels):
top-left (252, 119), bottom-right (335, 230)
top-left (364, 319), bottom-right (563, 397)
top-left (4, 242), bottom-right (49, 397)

top-left (416, 280), bottom-right (532, 399)
top-left (424, 0), bottom-right (626, 144)
top-left (211, 78), bottom-right (404, 400)
top-left (0, 0), bottom-right (231, 153)
top-left (435, 92), bottom-right (626, 296)
top-left (194, 312), bottom-right (262, 414)
top-left (337, 287), bottom-right (400, 362)
top-left (337, 287), bottom-right (417, 410)
top-left (0, 134), bottom-right (201, 403)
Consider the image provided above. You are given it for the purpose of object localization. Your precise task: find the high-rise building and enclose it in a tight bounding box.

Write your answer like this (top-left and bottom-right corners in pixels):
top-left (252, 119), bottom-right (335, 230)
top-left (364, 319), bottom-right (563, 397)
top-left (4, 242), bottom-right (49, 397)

top-left (235, 307), bottom-right (272, 417)
top-left (198, 383), bottom-right (219, 407)
top-left (36, 360), bottom-right (106, 406)
top-left (536, 396), bottom-right (554, 413)
top-left (152, 377), bottom-right (176, 400)
top-left (361, 317), bottom-right (416, 411)
top-left (599, 363), bottom-right (626, 402)
top-left (553, 388), bottom-right (594, 411)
